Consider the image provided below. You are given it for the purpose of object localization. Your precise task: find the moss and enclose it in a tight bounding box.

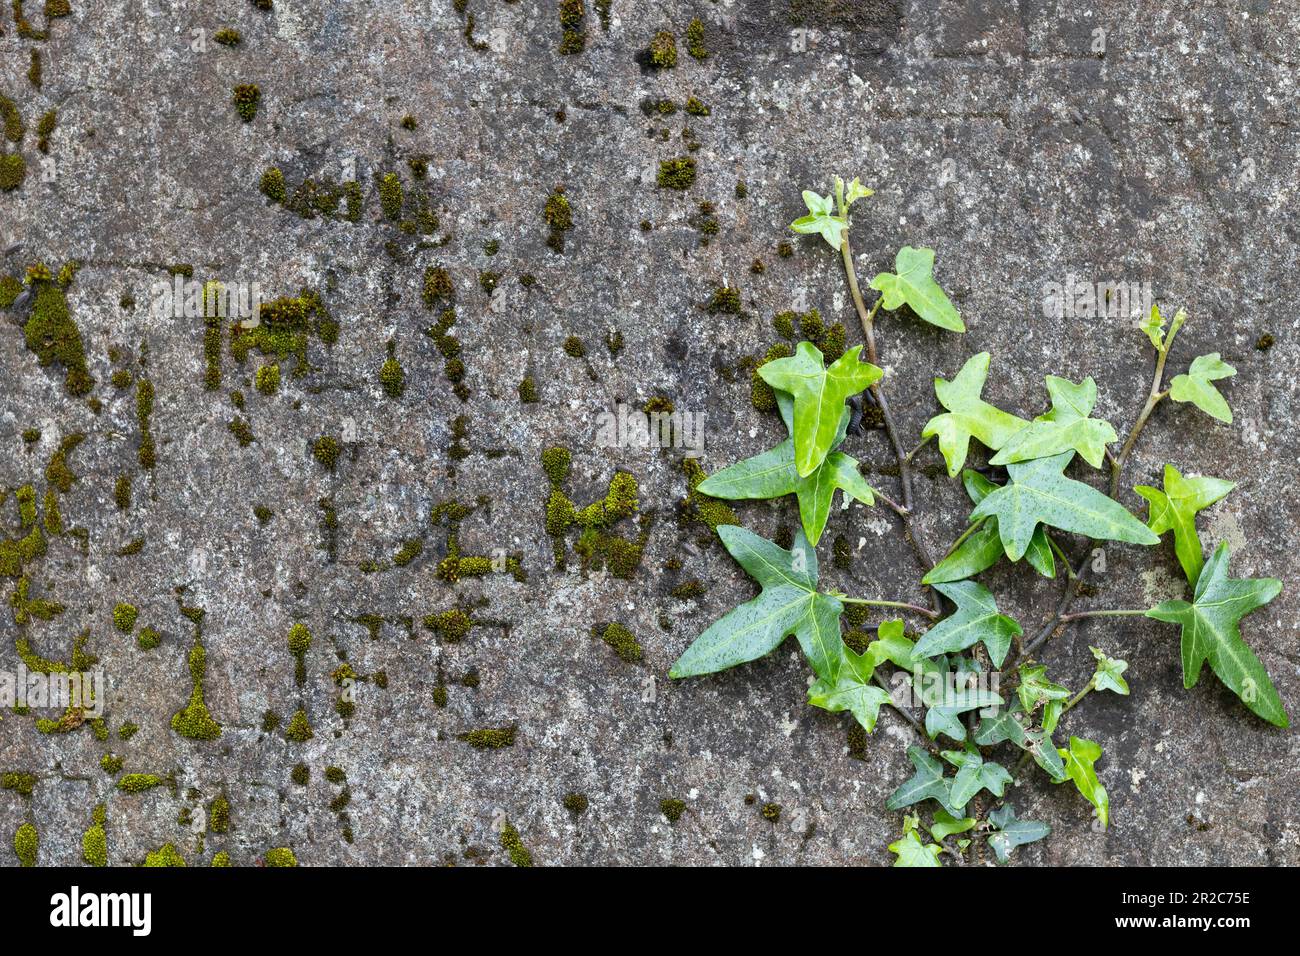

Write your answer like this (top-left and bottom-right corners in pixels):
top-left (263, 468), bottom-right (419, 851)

top-left (685, 16), bottom-right (708, 58)
top-left (680, 458), bottom-right (739, 536)
top-left (46, 0), bottom-right (72, 14)
top-left (751, 342), bottom-right (794, 412)
top-left (82, 820), bottom-right (107, 866)
top-left (23, 275), bottom-right (93, 395)
top-left (14, 822), bottom-right (37, 867)
top-left (648, 30), bottom-right (678, 68)
top-left (563, 792), bottom-right (589, 814)
top-left (284, 708), bottom-right (314, 742)
top-left (228, 417), bottom-right (254, 446)
top-left (1, 771), bottom-right (36, 796)
top-left (833, 533), bottom-right (852, 570)
top-left (499, 820), bottom-right (533, 866)
top-left (259, 167), bottom-right (287, 204)
top-left (761, 802), bottom-right (782, 822)
top-left (518, 376), bottom-right (539, 403)
top-left (211, 851), bottom-right (231, 867)
top-left (656, 157), bottom-right (696, 190)
top-left (392, 538), bottom-right (423, 567)
top-left (324, 766), bottom-right (347, 785)
top-left (44, 433), bottom-right (84, 493)
top-left (117, 773), bottom-right (165, 793)
top-left (1, 93), bottom-right (22, 143)
top-left (1256, 333), bottom-right (1275, 350)
top-left (736, 180), bottom-right (749, 199)
top-left (329, 786), bottom-right (352, 810)
top-left (0, 153), bottom-right (25, 192)
top-left (660, 798), bottom-right (686, 823)
top-left (232, 84), bottom-right (261, 122)
top-left (143, 843), bottom-right (186, 867)
top-left (313, 434), bottom-right (340, 470)
top-left (118, 722), bottom-right (139, 740)
top-left (42, 489), bottom-right (62, 536)
top-left (172, 642), bottom-right (222, 740)
top-left (670, 579), bottom-right (707, 600)
top-left (685, 96), bottom-right (710, 116)
top-left (378, 172), bottom-right (404, 220)
top-left (423, 266), bottom-right (453, 307)
top-left (545, 189), bottom-right (574, 250)
top-left (255, 363), bottom-right (280, 395)
top-left (458, 726), bottom-right (516, 749)
top-left (432, 685), bottom-right (448, 708)
top-left (563, 335), bottom-right (586, 357)
top-left (380, 355), bottom-right (406, 398)
top-left (112, 602), bottom-right (138, 633)
top-left (136, 378), bottom-right (156, 468)
top-left (594, 621), bottom-right (642, 663)
top-left (778, 240), bottom-right (794, 258)
top-left (478, 270), bottom-right (501, 294)
top-left (291, 763), bottom-right (309, 785)
top-left (214, 27), bottom-right (242, 45)
top-left (425, 608), bottom-right (472, 643)
top-left (707, 285), bottom-right (742, 315)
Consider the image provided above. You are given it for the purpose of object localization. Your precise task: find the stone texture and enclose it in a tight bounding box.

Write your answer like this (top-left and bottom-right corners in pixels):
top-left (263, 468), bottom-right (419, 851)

top-left (0, 0), bottom-right (1296, 866)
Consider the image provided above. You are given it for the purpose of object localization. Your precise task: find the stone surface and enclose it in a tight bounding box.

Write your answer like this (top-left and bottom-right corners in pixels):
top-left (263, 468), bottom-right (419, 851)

top-left (0, 0), bottom-right (1297, 866)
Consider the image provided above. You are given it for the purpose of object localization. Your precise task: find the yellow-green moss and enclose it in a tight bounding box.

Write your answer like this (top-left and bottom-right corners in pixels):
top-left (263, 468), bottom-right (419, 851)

top-left (255, 363), bottom-right (280, 395)
top-left (112, 602), bottom-right (138, 632)
top-left (211, 850), bottom-right (231, 866)
top-left (284, 708), bottom-right (313, 742)
top-left (23, 274), bottom-right (93, 395)
top-left (14, 822), bottom-right (37, 866)
top-left (458, 726), bottom-right (516, 749)
top-left (686, 17), bottom-right (708, 59)
top-left (313, 434), bottom-right (340, 470)
top-left (232, 84), bottom-right (261, 122)
top-left (172, 642), bottom-right (222, 740)
top-left (117, 773), bottom-right (164, 793)
top-left (499, 821), bottom-right (533, 866)
top-left (82, 812), bottom-right (107, 866)
top-left (209, 794), bottom-right (230, 833)
top-left (563, 793), bottom-right (588, 814)
top-left (648, 30), bottom-right (678, 67)
top-left (264, 846), bottom-right (298, 867)
top-left (378, 172), bottom-right (404, 220)
top-left (143, 842), bottom-right (186, 867)
top-left (657, 157), bottom-right (695, 190)
top-left (594, 621), bottom-right (643, 663)
top-left (260, 167), bottom-right (287, 203)
top-left (380, 354), bottom-right (406, 398)
top-left (660, 798), bottom-right (686, 822)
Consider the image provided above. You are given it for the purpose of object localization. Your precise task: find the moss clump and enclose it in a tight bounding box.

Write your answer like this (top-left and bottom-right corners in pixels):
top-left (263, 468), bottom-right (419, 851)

top-left (544, 188), bottom-right (574, 250)
top-left (657, 157), bottom-right (696, 190)
top-left (14, 822), bottom-right (38, 867)
top-left (0, 154), bottom-right (25, 192)
top-left (660, 798), bottom-right (686, 823)
top-left (563, 335), bottom-right (586, 357)
top-left (100, 754), bottom-right (123, 774)
top-left (260, 167), bottom-right (287, 203)
top-left (82, 815), bottom-right (107, 866)
top-left (284, 708), bottom-right (314, 742)
top-left (23, 273), bottom-right (93, 395)
top-left (751, 342), bottom-right (795, 413)
top-left (143, 843), bottom-right (186, 867)
top-left (648, 30), bottom-right (678, 68)
top-left (392, 538), bottom-right (423, 567)
top-left (232, 84), bottom-right (261, 122)
top-left (761, 802), bottom-right (782, 822)
top-left (117, 773), bottom-right (164, 793)
top-left (172, 642), bottom-right (222, 740)
top-left (324, 766), bottom-right (347, 784)
top-left (378, 172), bottom-right (404, 220)
top-left (563, 793), bottom-right (589, 815)
top-left (1, 771), bottom-right (37, 796)
top-left (685, 96), bottom-right (710, 116)
top-left (422, 266), bottom-right (453, 307)
top-left (518, 376), bottom-right (539, 403)
top-left (380, 353), bottom-right (406, 398)
top-left (1256, 333), bottom-right (1275, 350)
top-left (313, 434), bottom-right (340, 470)
top-left (211, 851), bottom-right (231, 867)
top-left (594, 621), bottom-right (643, 663)
top-left (680, 457), bottom-right (739, 537)
top-left (136, 378), bottom-right (156, 468)
top-left (425, 608), bottom-right (472, 643)
top-left (541, 446), bottom-right (572, 485)
top-left (214, 27), bottom-right (242, 45)
top-left (458, 726), bottom-right (516, 749)
top-left (499, 821), bottom-right (533, 866)
top-left (685, 17), bottom-right (708, 59)
top-left (670, 579), bottom-right (707, 600)
top-left (291, 763), bottom-right (309, 785)
top-left (706, 285), bottom-right (742, 315)
top-left (255, 363), bottom-right (280, 395)
top-left (1, 93), bottom-right (23, 142)
top-left (228, 417), bottom-right (254, 447)
top-left (209, 794), bottom-right (231, 833)
top-left (112, 602), bottom-right (138, 633)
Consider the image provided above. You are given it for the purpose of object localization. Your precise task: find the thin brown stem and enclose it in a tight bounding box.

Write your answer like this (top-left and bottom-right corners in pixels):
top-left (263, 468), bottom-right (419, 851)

top-left (838, 596), bottom-right (939, 620)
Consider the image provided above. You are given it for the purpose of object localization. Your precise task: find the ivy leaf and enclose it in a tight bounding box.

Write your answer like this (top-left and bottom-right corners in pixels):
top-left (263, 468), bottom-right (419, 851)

top-left (1169, 353), bottom-right (1236, 423)
top-left (1146, 542), bottom-right (1287, 727)
top-left (923, 470), bottom-right (1054, 583)
top-left (1017, 663), bottom-right (1070, 717)
top-left (930, 809), bottom-right (975, 841)
top-left (757, 342), bottom-right (882, 478)
top-left (864, 618), bottom-right (921, 671)
top-left (886, 746), bottom-right (958, 816)
top-left (869, 246), bottom-right (965, 332)
top-left (921, 658), bottom-right (1003, 743)
top-left (1089, 646), bottom-right (1130, 696)
top-left (969, 453), bottom-right (1159, 560)
top-left (921, 353), bottom-right (1028, 477)
top-left (1134, 464), bottom-right (1235, 585)
top-left (807, 644), bottom-right (893, 733)
top-left (912, 581), bottom-right (1022, 668)
top-left (1138, 304), bottom-right (1166, 350)
top-left (697, 393), bottom-right (876, 545)
top-left (1054, 735), bottom-right (1109, 829)
top-left (941, 748), bottom-right (1012, 811)
top-left (986, 804), bottom-right (1050, 864)
top-left (789, 190), bottom-right (847, 250)
top-left (888, 815), bottom-right (943, 867)
top-left (669, 525), bottom-right (845, 682)
top-left (843, 176), bottom-right (874, 205)
top-left (990, 376), bottom-right (1118, 469)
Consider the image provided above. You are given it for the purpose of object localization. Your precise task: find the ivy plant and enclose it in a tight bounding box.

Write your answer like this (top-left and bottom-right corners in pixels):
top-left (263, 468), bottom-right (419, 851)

top-left (670, 177), bottom-right (1289, 865)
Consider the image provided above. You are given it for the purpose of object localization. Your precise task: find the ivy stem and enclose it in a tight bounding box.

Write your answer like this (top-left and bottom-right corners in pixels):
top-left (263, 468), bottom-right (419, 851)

top-left (837, 596), bottom-right (939, 620)
top-left (1059, 608), bottom-right (1146, 622)
top-left (836, 194), bottom-right (940, 610)
top-left (1061, 680), bottom-right (1097, 715)
top-left (904, 434), bottom-right (933, 463)
top-left (939, 519), bottom-right (983, 560)
top-left (874, 488), bottom-right (908, 517)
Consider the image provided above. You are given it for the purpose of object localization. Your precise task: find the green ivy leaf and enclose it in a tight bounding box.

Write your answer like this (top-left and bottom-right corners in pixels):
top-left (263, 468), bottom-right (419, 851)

top-left (1138, 304), bottom-right (1166, 350)
top-left (757, 342), bottom-right (882, 478)
top-left (886, 746), bottom-right (958, 816)
top-left (990, 376), bottom-right (1118, 469)
top-left (977, 702), bottom-right (1067, 782)
top-left (921, 657), bottom-right (1003, 743)
top-left (1146, 542), bottom-right (1287, 727)
top-left (1054, 735), bottom-right (1109, 830)
top-left (888, 815), bottom-right (943, 867)
top-left (986, 804), bottom-right (1050, 863)
top-left (921, 353), bottom-right (1028, 477)
top-left (1169, 353), bottom-right (1236, 423)
top-left (911, 581), bottom-right (1022, 668)
top-left (668, 525), bottom-right (845, 682)
top-left (969, 453), bottom-right (1160, 560)
top-left (941, 747), bottom-right (1012, 811)
top-left (696, 393), bottom-right (876, 545)
top-left (789, 190), bottom-right (847, 250)
top-left (1134, 464), bottom-right (1235, 585)
top-left (843, 176), bottom-right (874, 206)
top-left (1017, 663), bottom-right (1071, 717)
top-left (1089, 646), bottom-right (1130, 695)
top-left (923, 470), bottom-right (1054, 583)
top-left (929, 808), bottom-right (975, 842)
top-left (869, 246), bottom-right (965, 332)
top-left (807, 644), bottom-right (893, 733)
